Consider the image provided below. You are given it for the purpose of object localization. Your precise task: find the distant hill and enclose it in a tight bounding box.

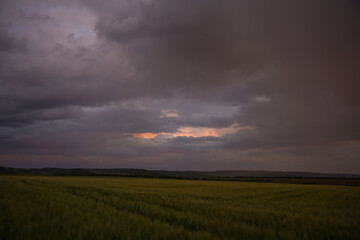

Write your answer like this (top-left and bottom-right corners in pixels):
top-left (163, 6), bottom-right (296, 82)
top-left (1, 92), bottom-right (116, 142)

top-left (0, 166), bottom-right (359, 179)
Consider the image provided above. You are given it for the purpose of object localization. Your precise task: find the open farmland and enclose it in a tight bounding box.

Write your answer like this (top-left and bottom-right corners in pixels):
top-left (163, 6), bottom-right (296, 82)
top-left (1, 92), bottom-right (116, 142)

top-left (0, 176), bottom-right (359, 240)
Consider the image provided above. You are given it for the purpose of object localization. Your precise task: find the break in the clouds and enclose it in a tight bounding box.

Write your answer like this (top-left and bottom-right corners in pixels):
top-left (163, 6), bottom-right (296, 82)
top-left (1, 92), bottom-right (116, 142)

top-left (0, 0), bottom-right (359, 173)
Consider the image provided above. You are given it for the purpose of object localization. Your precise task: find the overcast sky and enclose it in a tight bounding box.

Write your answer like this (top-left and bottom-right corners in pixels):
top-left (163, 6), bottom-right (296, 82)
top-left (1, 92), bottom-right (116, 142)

top-left (0, 0), bottom-right (359, 173)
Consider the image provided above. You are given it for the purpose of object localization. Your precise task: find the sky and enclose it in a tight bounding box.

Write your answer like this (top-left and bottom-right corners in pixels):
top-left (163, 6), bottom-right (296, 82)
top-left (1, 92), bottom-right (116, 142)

top-left (0, 0), bottom-right (359, 173)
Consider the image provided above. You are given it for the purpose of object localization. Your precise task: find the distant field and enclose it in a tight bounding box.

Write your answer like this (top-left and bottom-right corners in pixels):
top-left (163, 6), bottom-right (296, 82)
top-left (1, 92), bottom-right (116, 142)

top-left (0, 176), bottom-right (359, 240)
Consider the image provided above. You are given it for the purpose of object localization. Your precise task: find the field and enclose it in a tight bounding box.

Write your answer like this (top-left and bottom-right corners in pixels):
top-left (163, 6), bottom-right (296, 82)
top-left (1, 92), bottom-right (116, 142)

top-left (0, 176), bottom-right (359, 240)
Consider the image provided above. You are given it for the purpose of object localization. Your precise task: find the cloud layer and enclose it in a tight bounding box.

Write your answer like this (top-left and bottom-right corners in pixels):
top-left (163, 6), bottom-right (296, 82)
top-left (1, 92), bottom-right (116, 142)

top-left (0, 0), bottom-right (359, 173)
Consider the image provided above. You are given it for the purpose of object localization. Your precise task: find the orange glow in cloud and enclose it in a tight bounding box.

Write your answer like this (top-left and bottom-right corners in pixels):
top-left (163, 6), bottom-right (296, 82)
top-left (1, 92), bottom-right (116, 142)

top-left (172, 127), bottom-right (219, 137)
top-left (132, 132), bottom-right (165, 139)
top-left (130, 123), bottom-right (253, 139)
top-left (336, 140), bottom-right (360, 147)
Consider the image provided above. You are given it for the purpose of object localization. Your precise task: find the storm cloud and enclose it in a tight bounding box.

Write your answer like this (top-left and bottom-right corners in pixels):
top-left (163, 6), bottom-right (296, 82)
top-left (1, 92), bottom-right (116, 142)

top-left (0, 0), bottom-right (359, 173)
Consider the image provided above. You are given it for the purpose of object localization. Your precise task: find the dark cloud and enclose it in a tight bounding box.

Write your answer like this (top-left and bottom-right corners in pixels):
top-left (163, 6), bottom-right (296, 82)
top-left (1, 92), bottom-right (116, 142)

top-left (0, 25), bottom-right (27, 53)
top-left (0, 0), bottom-right (359, 173)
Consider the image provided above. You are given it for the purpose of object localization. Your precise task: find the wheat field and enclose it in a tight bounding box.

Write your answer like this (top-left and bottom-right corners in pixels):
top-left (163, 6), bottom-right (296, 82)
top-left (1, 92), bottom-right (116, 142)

top-left (0, 176), bottom-right (359, 240)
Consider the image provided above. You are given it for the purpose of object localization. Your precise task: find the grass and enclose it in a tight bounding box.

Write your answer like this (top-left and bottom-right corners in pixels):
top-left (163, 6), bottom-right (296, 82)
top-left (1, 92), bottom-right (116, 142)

top-left (0, 176), bottom-right (359, 240)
